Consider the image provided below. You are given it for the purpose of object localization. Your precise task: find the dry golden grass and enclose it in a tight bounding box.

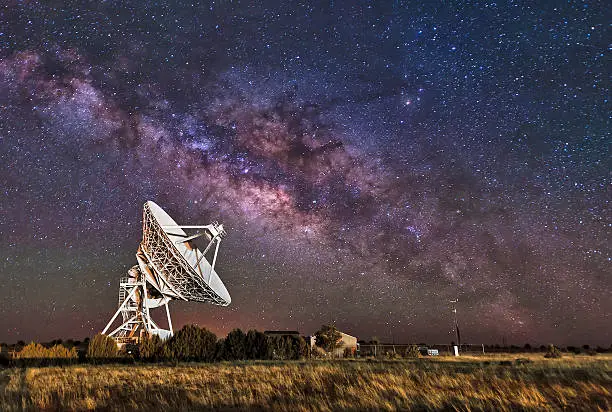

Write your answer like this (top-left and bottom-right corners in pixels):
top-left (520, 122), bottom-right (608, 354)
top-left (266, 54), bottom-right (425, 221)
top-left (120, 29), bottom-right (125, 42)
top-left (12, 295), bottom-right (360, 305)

top-left (0, 354), bottom-right (610, 411)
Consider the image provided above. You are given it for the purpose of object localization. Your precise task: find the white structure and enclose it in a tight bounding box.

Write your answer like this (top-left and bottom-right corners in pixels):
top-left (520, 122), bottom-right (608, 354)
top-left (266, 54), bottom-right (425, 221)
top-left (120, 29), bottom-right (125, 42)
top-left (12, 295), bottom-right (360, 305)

top-left (102, 201), bottom-right (231, 346)
top-left (311, 330), bottom-right (358, 358)
top-left (334, 331), bottom-right (358, 357)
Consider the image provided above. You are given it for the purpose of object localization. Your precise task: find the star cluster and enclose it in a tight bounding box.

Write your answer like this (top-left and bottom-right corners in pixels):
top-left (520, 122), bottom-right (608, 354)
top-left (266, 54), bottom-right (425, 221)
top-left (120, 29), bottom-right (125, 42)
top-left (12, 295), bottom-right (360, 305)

top-left (0, 1), bottom-right (609, 346)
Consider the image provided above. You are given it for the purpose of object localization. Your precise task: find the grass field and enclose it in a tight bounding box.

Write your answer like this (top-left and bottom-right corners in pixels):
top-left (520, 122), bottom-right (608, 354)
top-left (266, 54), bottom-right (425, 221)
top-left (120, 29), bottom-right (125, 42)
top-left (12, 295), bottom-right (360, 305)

top-left (1, 354), bottom-right (610, 411)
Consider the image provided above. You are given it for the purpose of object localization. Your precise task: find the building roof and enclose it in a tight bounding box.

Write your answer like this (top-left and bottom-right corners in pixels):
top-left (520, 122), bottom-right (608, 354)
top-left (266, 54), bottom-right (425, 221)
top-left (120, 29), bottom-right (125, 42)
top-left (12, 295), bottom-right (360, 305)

top-left (263, 330), bottom-right (300, 336)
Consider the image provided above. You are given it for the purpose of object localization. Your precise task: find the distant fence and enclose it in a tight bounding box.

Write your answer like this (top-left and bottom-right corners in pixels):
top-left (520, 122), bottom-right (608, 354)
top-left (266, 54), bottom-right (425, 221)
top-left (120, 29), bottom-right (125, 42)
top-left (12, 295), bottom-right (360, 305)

top-left (357, 343), bottom-right (519, 357)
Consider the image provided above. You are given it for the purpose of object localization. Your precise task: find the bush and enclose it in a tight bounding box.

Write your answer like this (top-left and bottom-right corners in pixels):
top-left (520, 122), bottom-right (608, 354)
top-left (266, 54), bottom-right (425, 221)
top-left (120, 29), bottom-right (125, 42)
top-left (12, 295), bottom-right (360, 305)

top-left (14, 342), bottom-right (78, 366)
top-left (266, 335), bottom-right (308, 360)
top-left (0, 352), bottom-right (9, 367)
top-left (48, 344), bottom-right (78, 358)
top-left (544, 344), bottom-right (562, 359)
top-left (165, 325), bottom-right (217, 362)
top-left (386, 351), bottom-right (401, 360)
top-left (214, 339), bottom-right (226, 361)
top-left (404, 345), bottom-right (420, 358)
top-left (311, 345), bottom-right (328, 359)
top-left (224, 329), bottom-right (246, 361)
top-left (17, 343), bottom-right (77, 359)
top-left (16, 343), bottom-right (48, 359)
top-left (245, 330), bottom-right (269, 360)
top-left (294, 336), bottom-right (309, 359)
top-left (267, 336), bottom-right (290, 360)
top-left (139, 334), bottom-right (164, 361)
top-left (314, 325), bottom-right (343, 354)
top-left (87, 334), bottom-right (119, 360)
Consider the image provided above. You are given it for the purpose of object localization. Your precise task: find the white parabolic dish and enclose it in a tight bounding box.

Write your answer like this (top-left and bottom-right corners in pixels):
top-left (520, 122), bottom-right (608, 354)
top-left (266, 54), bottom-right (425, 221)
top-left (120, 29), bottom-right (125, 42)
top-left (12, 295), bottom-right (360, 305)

top-left (141, 201), bottom-right (231, 306)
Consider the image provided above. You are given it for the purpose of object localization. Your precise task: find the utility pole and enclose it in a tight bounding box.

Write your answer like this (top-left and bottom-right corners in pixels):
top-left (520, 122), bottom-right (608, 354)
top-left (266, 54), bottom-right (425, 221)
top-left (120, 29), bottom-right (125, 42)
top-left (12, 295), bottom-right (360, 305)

top-left (450, 299), bottom-right (461, 355)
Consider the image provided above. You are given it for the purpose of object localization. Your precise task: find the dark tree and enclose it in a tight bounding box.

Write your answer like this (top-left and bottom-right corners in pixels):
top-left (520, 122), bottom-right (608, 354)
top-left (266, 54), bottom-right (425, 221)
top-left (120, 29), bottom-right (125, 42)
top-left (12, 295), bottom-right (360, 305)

top-left (544, 344), bottom-right (562, 359)
top-left (215, 338), bottom-right (226, 361)
top-left (139, 334), bottom-right (164, 361)
top-left (224, 329), bottom-right (247, 360)
top-left (294, 336), bottom-right (309, 359)
top-left (245, 330), bottom-right (268, 360)
top-left (315, 325), bottom-right (343, 353)
top-left (165, 325), bottom-right (217, 361)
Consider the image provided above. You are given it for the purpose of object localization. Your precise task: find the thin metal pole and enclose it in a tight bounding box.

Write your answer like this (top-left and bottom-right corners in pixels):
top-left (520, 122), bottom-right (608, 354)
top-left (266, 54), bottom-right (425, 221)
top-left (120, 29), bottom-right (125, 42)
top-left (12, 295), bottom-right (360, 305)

top-left (165, 301), bottom-right (173, 336)
top-left (142, 279), bottom-right (151, 332)
top-left (209, 241), bottom-right (221, 282)
top-left (161, 225), bottom-right (212, 229)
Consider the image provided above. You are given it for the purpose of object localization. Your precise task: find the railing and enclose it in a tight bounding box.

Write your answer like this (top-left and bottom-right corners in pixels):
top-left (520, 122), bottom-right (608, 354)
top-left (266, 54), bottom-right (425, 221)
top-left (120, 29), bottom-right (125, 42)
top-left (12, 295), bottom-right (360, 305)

top-left (358, 343), bottom-right (490, 357)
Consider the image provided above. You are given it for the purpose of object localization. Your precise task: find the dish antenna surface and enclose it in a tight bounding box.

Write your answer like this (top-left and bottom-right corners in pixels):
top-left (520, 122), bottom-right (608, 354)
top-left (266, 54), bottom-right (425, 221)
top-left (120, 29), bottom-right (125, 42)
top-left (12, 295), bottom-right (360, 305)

top-left (102, 201), bottom-right (231, 346)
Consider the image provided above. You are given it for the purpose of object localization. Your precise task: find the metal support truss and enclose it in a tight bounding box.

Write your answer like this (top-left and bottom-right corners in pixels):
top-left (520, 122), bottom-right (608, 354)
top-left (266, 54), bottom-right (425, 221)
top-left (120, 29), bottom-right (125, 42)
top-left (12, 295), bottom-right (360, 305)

top-left (102, 266), bottom-right (172, 347)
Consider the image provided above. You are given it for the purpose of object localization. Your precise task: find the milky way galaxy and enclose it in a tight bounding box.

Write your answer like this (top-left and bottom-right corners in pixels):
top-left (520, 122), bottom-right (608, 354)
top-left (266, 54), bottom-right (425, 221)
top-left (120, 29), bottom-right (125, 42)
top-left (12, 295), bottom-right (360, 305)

top-left (0, 1), bottom-right (609, 346)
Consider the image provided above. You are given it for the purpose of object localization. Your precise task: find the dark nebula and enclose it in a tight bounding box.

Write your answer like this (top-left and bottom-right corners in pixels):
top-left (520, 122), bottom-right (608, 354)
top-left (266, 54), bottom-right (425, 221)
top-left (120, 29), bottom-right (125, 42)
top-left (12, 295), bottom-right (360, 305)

top-left (0, 1), bottom-right (609, 346)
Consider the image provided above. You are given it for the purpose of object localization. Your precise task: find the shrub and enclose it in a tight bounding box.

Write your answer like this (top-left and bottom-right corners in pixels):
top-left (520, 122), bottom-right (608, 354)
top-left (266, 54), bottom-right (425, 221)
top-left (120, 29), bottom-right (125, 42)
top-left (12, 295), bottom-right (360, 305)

top-left (386, 351), bottom-right (401, 360)
top-left (224, 329), bottom-right (247, 361)
top-left (265, 335), bottom-right (308, 360)
top-left (165, 325), bottom-right (217, 362)
top-left (404, 345), bottom-right (421, 358)
top-left (343, 347), bottom-right (355, 358)
top-left (87, 334), bottom-right (119, 360)
top-left (16, 343), bottom-right (48, 359)
top-left (267, 336), bottom-right (289, 360)
top-left (16, 342), bottom-right (77, 359)
top-left (544, 344), bottom-right (562, 359)
top-left (48, 344), bottom-right (78, 359)
top-left (14, 342), bottom-right (77, 366)
top-left (245, 330), bottom-right (268, 360)
top-left (139, 334), bottom-right (164, 361)
top-left (0, 352), bottom-right (9, 367)
top-left (311, 345), bottom-right (328, 359)
top-left (293, 336), bottom-right (309, 359)
top-left (214, 339), bottom-right (226, 361)
top-left (314, 325), bottom-right (343, 354)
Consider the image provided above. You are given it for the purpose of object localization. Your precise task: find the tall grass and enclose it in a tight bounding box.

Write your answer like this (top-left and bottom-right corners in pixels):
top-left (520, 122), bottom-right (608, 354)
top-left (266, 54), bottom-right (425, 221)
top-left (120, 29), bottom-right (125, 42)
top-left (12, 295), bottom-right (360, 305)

top-left (1, 355), bottom-right (610, 411)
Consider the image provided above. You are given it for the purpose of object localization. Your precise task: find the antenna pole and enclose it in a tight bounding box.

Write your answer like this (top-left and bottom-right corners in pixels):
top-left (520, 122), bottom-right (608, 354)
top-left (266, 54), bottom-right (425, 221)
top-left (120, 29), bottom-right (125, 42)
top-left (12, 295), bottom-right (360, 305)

top-left (165, 301), bottom-right (173, 336)
top-left (450, 299), bottom-right (460, 354)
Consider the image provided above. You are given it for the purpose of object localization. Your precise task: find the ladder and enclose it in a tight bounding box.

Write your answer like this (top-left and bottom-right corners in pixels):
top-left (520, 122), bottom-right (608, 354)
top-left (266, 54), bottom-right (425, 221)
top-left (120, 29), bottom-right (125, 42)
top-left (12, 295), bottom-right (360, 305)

top-left (118, 277), bottom-right (128, 307)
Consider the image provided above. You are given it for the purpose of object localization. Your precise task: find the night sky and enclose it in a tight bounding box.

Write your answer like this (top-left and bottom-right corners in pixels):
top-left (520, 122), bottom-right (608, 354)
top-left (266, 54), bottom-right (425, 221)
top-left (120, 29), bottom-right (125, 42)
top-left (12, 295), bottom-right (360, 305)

top-left (0, 1), bottom-right (609, 347)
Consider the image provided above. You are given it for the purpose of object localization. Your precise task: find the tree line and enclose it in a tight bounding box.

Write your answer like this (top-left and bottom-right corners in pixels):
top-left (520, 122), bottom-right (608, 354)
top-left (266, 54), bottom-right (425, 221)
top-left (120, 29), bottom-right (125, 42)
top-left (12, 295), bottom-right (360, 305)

top-left (135, 326), bottom-right (310, 362)
top-left (1, 325), bottom-right (341, 366)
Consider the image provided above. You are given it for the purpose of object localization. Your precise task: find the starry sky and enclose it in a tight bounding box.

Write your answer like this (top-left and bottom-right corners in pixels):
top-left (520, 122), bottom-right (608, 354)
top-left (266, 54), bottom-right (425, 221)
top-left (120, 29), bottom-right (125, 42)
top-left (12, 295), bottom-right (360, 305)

top-left (0, 1), bottom-right (609, 346)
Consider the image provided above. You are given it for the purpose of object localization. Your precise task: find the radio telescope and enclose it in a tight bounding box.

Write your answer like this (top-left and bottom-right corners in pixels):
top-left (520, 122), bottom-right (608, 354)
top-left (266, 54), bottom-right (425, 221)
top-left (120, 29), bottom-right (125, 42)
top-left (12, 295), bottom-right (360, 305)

top-left (102, 201), bottom-right (231, 346)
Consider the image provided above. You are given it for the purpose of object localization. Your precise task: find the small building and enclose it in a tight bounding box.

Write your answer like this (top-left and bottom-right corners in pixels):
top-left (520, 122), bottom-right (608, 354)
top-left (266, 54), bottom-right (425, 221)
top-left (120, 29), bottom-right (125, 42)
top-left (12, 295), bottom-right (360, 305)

top-left (310, 330), bottom-right (358, 358)
top-left (264, 330), bottom-right (301, 338)
top-left (335, 331), bottom-right (358, 357)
